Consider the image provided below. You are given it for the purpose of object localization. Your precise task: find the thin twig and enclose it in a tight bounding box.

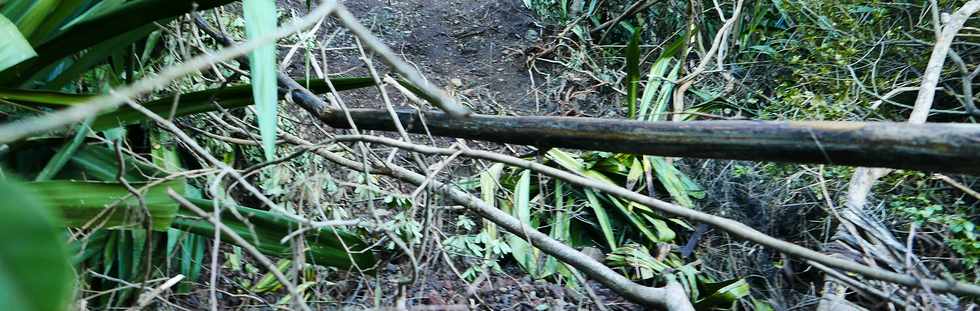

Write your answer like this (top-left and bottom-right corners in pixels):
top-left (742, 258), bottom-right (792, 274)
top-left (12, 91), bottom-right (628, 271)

top-left (910, 0), bottom-right (980, 122)
top-left (330, 3), bottom-right (470, 118)
top-left (167, 190), bottom-right (313, 311)
top-left (126, 274), bottom-right (185, 311)
top-left (0, 0), bottom-right (340, 144)
top-left (331, 134), bottom-right (980, 298)
top-left (933, 174), bottom-right (980, 201)
top-left (303, 143), bottom-right (694, 309)
top-left (591, 0), bottom-right (659, 40)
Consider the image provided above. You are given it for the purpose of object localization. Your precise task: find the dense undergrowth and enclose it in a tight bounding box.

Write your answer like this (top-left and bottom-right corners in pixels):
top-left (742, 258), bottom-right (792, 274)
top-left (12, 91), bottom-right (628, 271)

top-left (0, 0), bottom-right (977, 310)
top-left (523, 0), bottom-right (980, 308)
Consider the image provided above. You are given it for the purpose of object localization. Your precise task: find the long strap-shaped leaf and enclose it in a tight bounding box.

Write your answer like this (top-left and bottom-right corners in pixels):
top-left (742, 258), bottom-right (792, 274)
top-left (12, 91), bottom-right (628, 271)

top-left (171, 197), bottom-right (376, 270)
top-left (0, 14), bottom-right (37, 73)
top-left (0, 77), bottom-right (374, 130)
top-left (27, 179), bottom-right (185, 231)
top-left (0, 0), bottom-right (239, 84)
top-left (17, 143), bottom-right (377, 270)
top-left (242, 0), bottom-right (278, 161)
top-left (0, 179), bottom-right (74, 311)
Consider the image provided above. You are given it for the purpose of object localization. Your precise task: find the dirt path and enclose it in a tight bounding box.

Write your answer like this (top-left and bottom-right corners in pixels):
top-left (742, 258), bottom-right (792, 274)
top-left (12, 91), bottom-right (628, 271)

top-left (271, 2), bottom-right (646, 309)
top-left (283, 0), bottom-right (542, 115)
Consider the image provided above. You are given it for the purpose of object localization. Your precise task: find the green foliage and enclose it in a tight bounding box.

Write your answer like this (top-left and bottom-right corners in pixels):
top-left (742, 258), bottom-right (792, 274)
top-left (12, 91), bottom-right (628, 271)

top-left (28, 179), bottom-right (185, 230)
top-left (890, 192), bottom-right (980, 270)
top-left (0, 0), bottom-right (238, 85)
top-left (242, 0), bottom-right (279, 161)
top-left (0, 0), bottom-right (388, 301)
top-left (173, 197), bottom-right (376, 269)
top-left (443, 214), bottom-right (511, 280)
top-left (0, 77), bottom-right (375, 130)
top-left (747, 0), bottom-right (944, 121)
top-left (522, 0), bottom-right (574, 22)
top-left (473, 148), bottom-right (703, 283)
top-left (34, 117), bottom-right (91, 181)
top-left (0, 179), bottom-right (74, 311)
top-left (606, 243), bottom-right (750, 308)
top-left (625, 27), bottom-right (642, 118)
top-left (0, 13), bottom-right (35, 72)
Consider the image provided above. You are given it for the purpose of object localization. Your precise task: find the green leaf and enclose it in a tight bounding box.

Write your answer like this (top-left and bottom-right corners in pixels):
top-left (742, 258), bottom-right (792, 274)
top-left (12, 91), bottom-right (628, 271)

top-left (507, 170), bottom-right (538, 276)
top-left (0, 0), bottom-right (239, 83)
top-left (65, 144), bottom-right (165, 182)
top-left (0, 14), bottom-right (37, 73)
top-left (546, 148), bottom-right (588, 175)
top-left (694, 278), bottom-right (751, 309)
top-left (625, 27), bottom-right (642, 118)
top-left (0, 77), bottom-right (376, 130)
top-left (646, 62), bottom-right (681, 122)
top-left (40, 24), bottom-right (158, 89)
top-left (26, 179), bottom-right (185, 230)
top-left (148, 127), bottom-right (181, 172)
top-left (479, 163), bottom-right (505, 239)
top-left (4, 0), bottom-right (59, 38)
top-left (250, 259), bottom-right (290, 293)
top-left (172, 197), bottom-right (376, 270)
top-left (243, 0), bottom-right (278, 161)
top-left (27, 0), bottom-right (89, 44)
top-left (0, 87), bottom-right (93, 106)
top-left (0, 178), bottom-right (74, 311)
top-left (606, 243), bottom-right (670, 280)
top-left (542, 180), bottom-right (570, 279)
top-left (12, 141), bottom-right (376, 270)
top-left (752, 298), bottom-right (776, 311)
top-left (642, 214), bottom-right (676, 242)
top-left (584, 189), bottom-right (616, 250)
top-left (34, 116), bottom-right (92, 181)
top-left (625, 157), bottom-right (643, 190)
top-left (648, 156), bottom-right (695, 208)
top-left (176, 232), bottom-right (205, 293)
top-left (636, 58), bottom-right (671, 120)
top-left (607, 195), bottom-right (660, 243)
top-left (91, 77), bottom-right (372, 130)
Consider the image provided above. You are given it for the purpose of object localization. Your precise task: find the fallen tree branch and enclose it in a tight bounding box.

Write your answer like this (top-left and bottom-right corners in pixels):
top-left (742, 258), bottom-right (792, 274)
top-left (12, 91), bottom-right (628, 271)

top-left (277, 133), bottom-right (694, 310)
top-left (819, 2), bottom-right (980, 308)
top-left (329, 134), bottom-right (980, 298)
top-left (194, 7), bottom-right (980, 176)
top-left (312, 108), bottom-right (980, 175)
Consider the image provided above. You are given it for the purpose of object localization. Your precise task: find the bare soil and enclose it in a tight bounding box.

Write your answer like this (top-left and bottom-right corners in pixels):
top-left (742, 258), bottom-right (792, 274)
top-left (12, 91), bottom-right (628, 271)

top-left (282, 0), bottom-right (545, 115)
top-left (271, 0), bottom-right (643, 309)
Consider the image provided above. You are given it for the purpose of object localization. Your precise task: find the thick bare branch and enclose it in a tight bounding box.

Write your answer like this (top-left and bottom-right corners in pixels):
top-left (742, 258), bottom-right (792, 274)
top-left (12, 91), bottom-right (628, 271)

top-left (278, 134), bottom-right (694, 309)
top-left (819, 2), bottom-right (980, 306)
top-left (910, 0), bottom-right (980, 122)
top-left (314, 108), bottom-right (980, 175)
top-left (329, 134), bottom-right (980, 298)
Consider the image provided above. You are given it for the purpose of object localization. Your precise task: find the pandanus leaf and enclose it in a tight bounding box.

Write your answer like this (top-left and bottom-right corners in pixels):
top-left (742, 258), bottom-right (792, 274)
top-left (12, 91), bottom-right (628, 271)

top-left (0, 179), bottom-right (74, 311)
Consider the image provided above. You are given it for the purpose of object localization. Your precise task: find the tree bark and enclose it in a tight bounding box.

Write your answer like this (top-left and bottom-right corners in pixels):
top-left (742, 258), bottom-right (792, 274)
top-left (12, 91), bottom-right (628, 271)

top-left (313, 108), bottom-right (980, 175)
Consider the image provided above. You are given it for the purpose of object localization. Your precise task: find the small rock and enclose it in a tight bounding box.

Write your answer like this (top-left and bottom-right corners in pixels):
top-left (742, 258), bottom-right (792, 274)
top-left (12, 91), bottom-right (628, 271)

top-left (450, 78), bottom-right (463, 87)
top-left (525, 29), bottom-right (540, 41)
